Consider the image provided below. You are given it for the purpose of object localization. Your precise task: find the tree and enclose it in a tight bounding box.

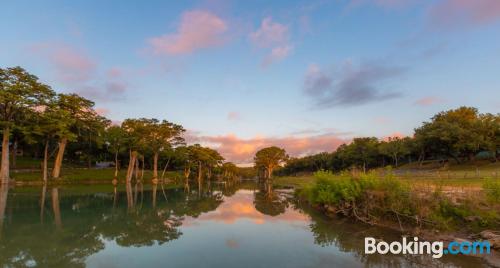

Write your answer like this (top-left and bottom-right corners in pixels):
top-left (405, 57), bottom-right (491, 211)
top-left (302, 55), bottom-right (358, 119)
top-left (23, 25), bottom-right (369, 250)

top-left (51, 94), bottom-right (108, 179)
top-left (122, 119), bottom-right (148, 182)
top-left (343, 137), bottom-right (379, 173)
top-left (414, 107), bottom-right (486, 163)
top-left (254, 146), bottom-right (288, 180)
top-left (142, 119), bottom-right (185, 179)
top-left (0, 67), bottom-right (54, 183)
top-left (104, 125), bottom-right (126, 178)
top-left (379, 137), bottom-right (410, 167)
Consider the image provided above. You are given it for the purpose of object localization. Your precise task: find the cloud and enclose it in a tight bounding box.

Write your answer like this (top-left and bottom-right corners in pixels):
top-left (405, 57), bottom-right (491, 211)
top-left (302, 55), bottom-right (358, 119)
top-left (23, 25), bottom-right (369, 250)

top-left (303, 61), bottom-right (406, 108)
top-left (262, 45), bottom-right (293, 67)
top-left (382, 131), bottom-right (405, 141)
top-left (250, 18), bottom-right (292, 66)
top-left (186, 132), bottom-right (348, 165)
top-left (95, 108), bottom-right (110, 116)
top-left (348, 0), bottom-right (414, 10)
top-left (30, 42), bottom-right (96, 83)
top-left (227, 111), bottom-right (241, 121)
top-left (428, 0), bottom-right (500, 29)
top-left (414, 96), bottom-right (444, 106)
top-left (148, 10), bottom-right (227, 55)
top-left (29, 42), bottom-right (130, 102)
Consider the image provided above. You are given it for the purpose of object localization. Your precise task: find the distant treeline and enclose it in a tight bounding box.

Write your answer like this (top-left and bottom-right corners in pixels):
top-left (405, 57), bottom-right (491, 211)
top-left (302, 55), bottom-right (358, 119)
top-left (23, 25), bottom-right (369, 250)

top-left (278, 107), bottom-right (499, 176)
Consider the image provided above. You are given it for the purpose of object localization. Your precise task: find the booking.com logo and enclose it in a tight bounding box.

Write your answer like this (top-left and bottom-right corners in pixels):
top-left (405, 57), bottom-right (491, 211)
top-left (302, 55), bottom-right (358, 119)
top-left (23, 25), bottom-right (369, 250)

top-left (365, 237), bottom-right (491, 259)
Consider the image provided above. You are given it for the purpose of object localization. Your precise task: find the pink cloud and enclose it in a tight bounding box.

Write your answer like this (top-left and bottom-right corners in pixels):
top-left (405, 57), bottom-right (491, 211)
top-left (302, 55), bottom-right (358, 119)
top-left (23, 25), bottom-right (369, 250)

top-left (30, 42), bottom-right (96, 83)
top-left (250, 18), bottom-right (292, 66)
top-left (382, 132), bottom-right (405, 141)
top-left (429, 0), bottom-right (500, 28)
top-left (187, 133), bottom-right (347, 165)
top-left (227, 111), bottom-right (241, 121)
top-left (106, 67), bottom-right (123, 78)
top-left (148, 10), bottom-right (227, 55)
top-left (262, 45), bottom-right (293, 67)
top-left (348, 0), bottom-right (414, 10)
top-left (250, 17), bottom-right (289, 48)
top-left (95, 108), bottom-right (110, 116)
top-left (414, 96), bottom-right (444, 106)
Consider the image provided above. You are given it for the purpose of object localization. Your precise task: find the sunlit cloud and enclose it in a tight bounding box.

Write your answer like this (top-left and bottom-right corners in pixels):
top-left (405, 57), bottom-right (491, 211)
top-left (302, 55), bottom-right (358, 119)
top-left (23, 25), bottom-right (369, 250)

top-left (30, 42), bottom-right (96, 83)
top-left (183, 191), bottom-right (308, 225)
top-left (186, 132), bottom-right (348, 165)
top-left (428, 0), bottom-right (500, 29)
top-left (95, 108), bottom-right (110, 116)
top-left (414, 96), bottom-right (444, 106)
top-left (148, 10), bottom-right (227, 55)
top-left (250, 17), bottom-right (292, 66)
top-left (227, 111), bottom-right (242, 121)
top-left (303, 61), bottom-right (405, 108)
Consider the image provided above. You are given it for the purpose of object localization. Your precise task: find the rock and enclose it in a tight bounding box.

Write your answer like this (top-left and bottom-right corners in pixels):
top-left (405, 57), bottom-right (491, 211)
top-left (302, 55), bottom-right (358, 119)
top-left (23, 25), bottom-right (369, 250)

top-left (484, 250), bottom-right (500, 268)
top-left (490, 238), bottom-right (500, 250)
top-left (481, 230), bottom-right (500, 240)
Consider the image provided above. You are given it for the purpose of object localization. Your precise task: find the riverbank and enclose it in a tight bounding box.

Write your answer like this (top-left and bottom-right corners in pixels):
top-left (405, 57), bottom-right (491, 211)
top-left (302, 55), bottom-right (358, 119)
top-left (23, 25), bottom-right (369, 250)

top-left (273, 171), bottom-right (500, 267)
top-left (9, 168), bottom-right (184, 185)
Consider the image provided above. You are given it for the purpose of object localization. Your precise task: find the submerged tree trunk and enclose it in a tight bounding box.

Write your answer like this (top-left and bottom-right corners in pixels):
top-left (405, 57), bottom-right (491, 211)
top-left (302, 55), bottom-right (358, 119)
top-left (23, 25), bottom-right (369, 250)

top-left (11, 138), bottom-right (17, 169)
top-left (126, 150), bottom-right (137, 182)
top-left (153, 152), bottom-right (159, 179)
top-left (52, 137), bottom-right (68, 179)
top-left (40, 185), bottom-right (47, 223)
top-left (126, 182), bottom-right (133, 211)
top-left (0, 185), bottom-right (8, 237)
top-left (1, 127), bottom-right (10, 184)
top-left (42, 140), bottom-right (49, 183)
top-left (114, 151), bottom-right (119, 178)
top-left (52, 187), bottom-right (62, 228)
top-left (152, 183), bottom-right (157, 208)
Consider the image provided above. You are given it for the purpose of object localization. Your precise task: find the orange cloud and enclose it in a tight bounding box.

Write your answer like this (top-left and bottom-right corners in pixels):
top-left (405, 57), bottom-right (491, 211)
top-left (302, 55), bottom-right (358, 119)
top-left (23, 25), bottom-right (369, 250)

top-left (149, 10), bottom-right (227, 55)
top-left (187, 132), bottom-right (348, 165)
top-left (183, 190), bottom-right (308, 225)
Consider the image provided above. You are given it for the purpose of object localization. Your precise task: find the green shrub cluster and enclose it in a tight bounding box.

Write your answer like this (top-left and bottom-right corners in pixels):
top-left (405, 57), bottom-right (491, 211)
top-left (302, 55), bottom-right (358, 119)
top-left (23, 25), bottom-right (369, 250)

top-left (301, 169), bottom-right (499, 231)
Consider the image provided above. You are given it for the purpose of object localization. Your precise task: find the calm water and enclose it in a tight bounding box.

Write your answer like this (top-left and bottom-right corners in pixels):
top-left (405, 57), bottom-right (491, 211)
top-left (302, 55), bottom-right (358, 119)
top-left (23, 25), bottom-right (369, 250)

top-left (0, 181), bottom-right (486, 267)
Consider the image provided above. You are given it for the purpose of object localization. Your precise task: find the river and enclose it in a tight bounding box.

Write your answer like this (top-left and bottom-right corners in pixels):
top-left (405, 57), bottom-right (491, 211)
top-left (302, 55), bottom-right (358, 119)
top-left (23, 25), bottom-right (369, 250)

top-left (0, 181), bottom-right (486, 267)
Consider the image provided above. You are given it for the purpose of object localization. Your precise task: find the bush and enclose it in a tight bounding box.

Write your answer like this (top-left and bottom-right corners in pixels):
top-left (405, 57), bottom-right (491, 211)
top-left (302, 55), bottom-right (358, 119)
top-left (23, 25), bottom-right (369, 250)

top-left (483, 179), bottom-right (500, 203)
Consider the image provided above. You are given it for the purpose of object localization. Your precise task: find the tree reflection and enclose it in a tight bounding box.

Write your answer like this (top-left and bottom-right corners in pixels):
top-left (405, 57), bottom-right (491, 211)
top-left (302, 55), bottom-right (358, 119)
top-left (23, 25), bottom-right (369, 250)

top-left (253, 182), bottom-right (288, 216)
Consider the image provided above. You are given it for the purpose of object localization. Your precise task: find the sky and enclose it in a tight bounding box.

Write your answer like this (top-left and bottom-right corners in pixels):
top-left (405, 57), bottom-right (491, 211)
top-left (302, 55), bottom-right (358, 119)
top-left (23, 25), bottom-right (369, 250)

top-left (2, 0), bottom-right (500, 165)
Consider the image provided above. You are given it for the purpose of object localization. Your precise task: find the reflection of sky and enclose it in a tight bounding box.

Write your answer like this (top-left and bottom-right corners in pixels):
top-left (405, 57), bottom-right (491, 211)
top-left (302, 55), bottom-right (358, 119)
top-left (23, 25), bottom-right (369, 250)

top-left (182, 190), bottom-right (309, 226)
top-left (85, 190), bottom-right (358, 268)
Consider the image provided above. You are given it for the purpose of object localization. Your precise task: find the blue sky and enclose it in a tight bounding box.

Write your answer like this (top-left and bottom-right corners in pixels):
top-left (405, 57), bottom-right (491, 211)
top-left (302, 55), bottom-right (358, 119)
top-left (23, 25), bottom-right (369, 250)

top-left (2, 0), bottom-right (500, 163)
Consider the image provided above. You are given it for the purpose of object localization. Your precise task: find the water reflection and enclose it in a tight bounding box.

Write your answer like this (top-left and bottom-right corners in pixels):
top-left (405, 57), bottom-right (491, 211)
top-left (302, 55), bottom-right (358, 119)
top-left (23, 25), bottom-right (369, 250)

top-left (0, 182), bottom-right (487, 268)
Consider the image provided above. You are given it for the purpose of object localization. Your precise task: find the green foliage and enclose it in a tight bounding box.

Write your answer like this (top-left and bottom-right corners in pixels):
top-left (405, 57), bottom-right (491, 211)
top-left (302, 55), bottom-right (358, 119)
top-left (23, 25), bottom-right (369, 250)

top-left (483, 179), bottom-right (500, 203)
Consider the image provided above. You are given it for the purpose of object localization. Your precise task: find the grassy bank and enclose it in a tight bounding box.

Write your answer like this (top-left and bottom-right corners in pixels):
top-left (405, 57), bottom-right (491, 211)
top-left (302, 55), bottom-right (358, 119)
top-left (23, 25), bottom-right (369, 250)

top-left (10, 167), bottom-right (184, 184)
top-left (287, 170), bottom-right (500, 233)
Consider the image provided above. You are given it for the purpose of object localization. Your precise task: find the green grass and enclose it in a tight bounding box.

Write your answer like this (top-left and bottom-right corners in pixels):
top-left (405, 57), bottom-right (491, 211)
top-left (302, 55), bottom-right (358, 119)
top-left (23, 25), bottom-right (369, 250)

top-left (11, 167), bottom-right (183, 184)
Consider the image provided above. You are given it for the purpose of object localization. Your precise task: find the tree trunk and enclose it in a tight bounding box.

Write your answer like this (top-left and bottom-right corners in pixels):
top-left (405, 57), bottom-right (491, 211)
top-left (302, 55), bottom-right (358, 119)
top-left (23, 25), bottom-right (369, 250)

top-left (126, 150), bottom-right (137, 182)
top-left (11, 138), bottom-right (17, 169)
top-left (52, 187), bottom-right (62, 228)
top-left (42, 140), bottom-right (49, 183)
top-left (161, 158), bottom-right (171, 180)
top-left (126, 182), bottom-right (133, 211)
top-left (114, 151), bottom-right (119, 178)
top-left (152, 183), bottom-right (157, 208)
top-left (52, 137), bottom-right (68, 179)
top-left (0, 185), bottom-right (8, 236)
top-left (140, 156), bottom-right (145, 180)
top-left (1, 127), bottom-right (10, 184)
top-left (153, 152), bottom-right (159, 179)
top-left (40, 185), bottom-right (46, 223)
